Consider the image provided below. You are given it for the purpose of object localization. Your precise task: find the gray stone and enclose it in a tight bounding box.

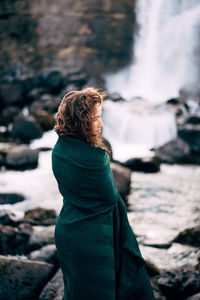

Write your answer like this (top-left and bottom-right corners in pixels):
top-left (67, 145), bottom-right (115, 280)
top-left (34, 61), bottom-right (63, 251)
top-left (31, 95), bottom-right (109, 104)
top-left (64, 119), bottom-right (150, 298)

top-left (22, 207), bottom-right (57, 226)
top-left (39, 268), bottom-right (64, 300)
top-left (11, 114), bottom-right (43, 141)
top-left (172, 226), bottom-right (200, 248)
top-left (6, 145), bottom-right (39, 170)
top-left (0, 255), bottom-right (55, 300)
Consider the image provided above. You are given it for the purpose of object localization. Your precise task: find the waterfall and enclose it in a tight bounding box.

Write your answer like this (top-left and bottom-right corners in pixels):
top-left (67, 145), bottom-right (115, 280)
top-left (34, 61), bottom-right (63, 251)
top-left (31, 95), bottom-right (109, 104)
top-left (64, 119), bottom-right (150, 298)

top-left (105, 0), bottom-right (200, 102)
top-left (102, 100), bottom-right (177, 162)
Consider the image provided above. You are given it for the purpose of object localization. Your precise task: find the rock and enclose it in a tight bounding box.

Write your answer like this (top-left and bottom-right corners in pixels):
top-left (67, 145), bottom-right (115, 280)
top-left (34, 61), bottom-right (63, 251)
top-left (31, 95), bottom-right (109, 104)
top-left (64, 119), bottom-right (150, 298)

top-left (166, 98), bottom-right (181, 105)
top-left (186, 116), bottom-right (200, 125)
top-left (145, 259), bottom-right (160, 278)
top-left (0, 106), bottom-right (20, 125)
top-left (0, 209), bottom-right (20, 226)
top-left (155, 264), bottom-right (200, 299)
top-left (42, 70), bottom-right (63, 94)
top-left (104, 92), bottom-right (125, 102)
top-left (65, 70), bottom-right (88, 88)
top-left (111, 162), bottom-right (131, 203)
top-left (0, 255), bottom-right (55, 300)
top-left (123, 156), bottom-right (160, 173)
top-left (30, 94), bottom-right (60, 114)
top-left (22, 207), bottom-right (57, 226)
top-left (178, 124), bottom-right (200, 153)
top-left (154, 137), bottom-right (191, 164)
top-left (27, 87), bottom-right (48, 102)
top-left (0, 193), bottom-right (25, 205)
top-left (27, 225), bottom-right (55, 252)
top-left (28, 244), bottom-right (58, 266)
top-left (39, 268), bottom-right (64, 300)
top-left (0, 223), bottom-right (32, 255)
top-left (179, 82), bottom-right (200, 101)
top-left (11, 114), bottom-right (43, 141)
top-left (5, 145), bottom-right (39, 170)
top-left (31, 110), bottom-right (55, 131)
top-left (172, 226), bottom-right (200, 248)
top-left (0, 80), bottom-right (25, 107)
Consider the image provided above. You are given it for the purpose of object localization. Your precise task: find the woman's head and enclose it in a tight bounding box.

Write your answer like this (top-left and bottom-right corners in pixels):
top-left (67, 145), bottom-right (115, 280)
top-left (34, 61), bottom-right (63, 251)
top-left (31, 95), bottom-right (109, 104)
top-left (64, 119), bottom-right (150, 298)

top-left (54, 87), bottom-right (109, 152)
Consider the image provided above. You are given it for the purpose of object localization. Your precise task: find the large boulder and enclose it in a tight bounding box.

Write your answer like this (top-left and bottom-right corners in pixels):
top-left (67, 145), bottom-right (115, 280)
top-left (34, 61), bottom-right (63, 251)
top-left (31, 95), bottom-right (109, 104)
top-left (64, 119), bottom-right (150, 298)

top-left (111, 162), bottom-right (131, 200)
top-left (0, 193), bottom-right (25, 205)
top-left (11, 114), bottom-right (43, 141)
top-left (154, 137), bottom-right (191, 164)
top-left (172, 226), bottom-right (200, 248)
top-left (39, 268), bottom-right (64, 300)
top-left (178, 124), bottom-right (200, 154)
top-left (0, 80), bottom-right (25, 108)
top-left (0, 255), bottom-right (55, 300)
top-left (5, 145), bottom-right (39, 170)
top-left (22, 207), bottom-right (57, 226)
top-left (123, 156), bottom-right (160, 173)
top-left (155, 264), bottom-right (200, 299)
top-left (0, 223), bottom-right (32, 255)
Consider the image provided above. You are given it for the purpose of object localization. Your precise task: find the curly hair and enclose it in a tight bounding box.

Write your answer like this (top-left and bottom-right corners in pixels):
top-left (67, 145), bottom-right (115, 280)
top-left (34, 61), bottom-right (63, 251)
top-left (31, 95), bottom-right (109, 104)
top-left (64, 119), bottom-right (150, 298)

top-left (54, 87), bottom-right (110, 153)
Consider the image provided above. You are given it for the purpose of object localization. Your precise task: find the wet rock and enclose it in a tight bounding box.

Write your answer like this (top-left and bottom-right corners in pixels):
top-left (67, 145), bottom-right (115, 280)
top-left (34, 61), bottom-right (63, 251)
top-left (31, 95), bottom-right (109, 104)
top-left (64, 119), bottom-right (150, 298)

top-left (0, 106), bottom-right (20, 125)
top-left (27, 87), bottom-right (48, 102)
top-left (27, 225), bottom-right (55, 252)
top-left (65, 70), bottom-right (88, 88)
top-left (0, 193), bottom-right (25, 205)
top-left (111, 162), bottom-right (131, 205)
top-left (11, 114), bottom-right (43, 141)
top-left (39, 268), bottom-right (64, 300)
top-left (154, 137), bottom-right (191, 164)
top-left (104, 92), bottom-right (126, 102)
top-left (22, 207), bottom-right (57, 226)
top-left (31, 110), bottom-right (55, 131)
top-left (172, 226), bottom-right (200, 248)
top-left (186, 116), bottom-right (200, 125)
top-left (0, 209), bottom-right (21, 226)
top-left (178, 124), bottom-right (200, 154)
top-left (42, 70), bottom-right (63, 94)
top-left (29, 244), bottom-right (58, 266)
top-left (5, 145), bottom-right (39, 170)
top-left (123, 156), bottom-right (160, 173)
top-left (0, 255), bottom-right (55, 300)
top-left (166, 98), bottom-right (181, 105)
top-left (0, 223), bottom-right (32, 255)
top-left (145, 259), bottom-right (160, 278)
top-left (30, 94), bottom-right (60, 114)
top-left (0, 79), bottom-right (25, 107)
top-left (155, 264), bottom-right (200, 299)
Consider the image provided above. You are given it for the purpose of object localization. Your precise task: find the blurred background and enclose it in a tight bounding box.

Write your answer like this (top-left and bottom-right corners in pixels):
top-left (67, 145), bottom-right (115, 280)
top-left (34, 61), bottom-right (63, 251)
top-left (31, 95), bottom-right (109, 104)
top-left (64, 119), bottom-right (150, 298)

top-left (0, 0), bottom-right (200, 299)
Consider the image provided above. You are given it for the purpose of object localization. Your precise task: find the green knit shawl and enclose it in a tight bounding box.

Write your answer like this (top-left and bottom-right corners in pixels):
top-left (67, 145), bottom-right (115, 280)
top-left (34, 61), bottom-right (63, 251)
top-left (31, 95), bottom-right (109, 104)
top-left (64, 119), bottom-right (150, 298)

top-left (51, 133), bottom-right (148, 300)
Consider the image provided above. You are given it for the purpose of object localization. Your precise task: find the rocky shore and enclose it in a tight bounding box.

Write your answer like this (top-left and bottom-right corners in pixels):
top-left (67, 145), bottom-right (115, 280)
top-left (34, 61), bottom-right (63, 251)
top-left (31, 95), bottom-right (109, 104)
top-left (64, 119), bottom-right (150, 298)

top-left (0, 204), bottom-right (199, 299)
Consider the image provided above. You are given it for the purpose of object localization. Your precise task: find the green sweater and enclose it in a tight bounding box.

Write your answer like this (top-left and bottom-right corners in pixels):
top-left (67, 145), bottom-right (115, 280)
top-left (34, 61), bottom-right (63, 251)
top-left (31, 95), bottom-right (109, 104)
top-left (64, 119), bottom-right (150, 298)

top-left (51, 133), bottom-right (155, 300)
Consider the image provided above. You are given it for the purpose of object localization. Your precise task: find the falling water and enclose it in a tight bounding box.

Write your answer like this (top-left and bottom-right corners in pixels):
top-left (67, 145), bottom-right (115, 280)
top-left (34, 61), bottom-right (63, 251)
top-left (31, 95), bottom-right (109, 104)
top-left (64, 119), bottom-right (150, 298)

top-left (105, 0), bottom-right (200, 102)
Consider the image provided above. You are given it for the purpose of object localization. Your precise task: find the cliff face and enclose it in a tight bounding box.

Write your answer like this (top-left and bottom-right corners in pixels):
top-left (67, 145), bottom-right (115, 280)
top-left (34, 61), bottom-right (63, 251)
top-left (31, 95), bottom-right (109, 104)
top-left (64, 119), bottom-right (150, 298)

top-left (0, 0), bottom-right (136, 76)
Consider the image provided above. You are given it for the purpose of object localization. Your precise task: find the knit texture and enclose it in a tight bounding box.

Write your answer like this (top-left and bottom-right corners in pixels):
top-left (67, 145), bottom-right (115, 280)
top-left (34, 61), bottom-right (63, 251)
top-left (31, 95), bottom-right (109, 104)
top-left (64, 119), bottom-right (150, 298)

top-left (51, 133), bottom-right (155, 300)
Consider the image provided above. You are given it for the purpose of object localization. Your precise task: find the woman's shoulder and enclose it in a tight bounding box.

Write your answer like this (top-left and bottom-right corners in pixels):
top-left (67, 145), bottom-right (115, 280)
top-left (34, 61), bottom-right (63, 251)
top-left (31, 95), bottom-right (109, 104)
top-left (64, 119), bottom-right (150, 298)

top-left (53, 133), bottom-right (110, 169)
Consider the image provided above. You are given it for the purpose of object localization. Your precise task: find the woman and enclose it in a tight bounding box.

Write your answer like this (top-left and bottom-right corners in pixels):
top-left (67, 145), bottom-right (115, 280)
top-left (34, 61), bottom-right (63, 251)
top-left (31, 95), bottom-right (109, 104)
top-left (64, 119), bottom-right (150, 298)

top-left (51, 87), bottom-right (155, 300)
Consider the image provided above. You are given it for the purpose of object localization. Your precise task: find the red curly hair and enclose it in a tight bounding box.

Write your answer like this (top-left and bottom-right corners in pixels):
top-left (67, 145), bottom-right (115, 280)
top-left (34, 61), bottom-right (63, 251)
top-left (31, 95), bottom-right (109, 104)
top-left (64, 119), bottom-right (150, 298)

top-left (54, 87), bottom-right (110, 153)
